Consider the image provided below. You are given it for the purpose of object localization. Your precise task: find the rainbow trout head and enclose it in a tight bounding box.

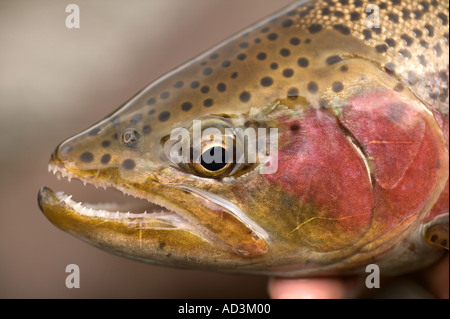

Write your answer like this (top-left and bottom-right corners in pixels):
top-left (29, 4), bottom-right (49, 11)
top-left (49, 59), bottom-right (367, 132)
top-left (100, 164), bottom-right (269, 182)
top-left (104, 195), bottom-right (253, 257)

top-left (38, 0), bottom-right (449, 277)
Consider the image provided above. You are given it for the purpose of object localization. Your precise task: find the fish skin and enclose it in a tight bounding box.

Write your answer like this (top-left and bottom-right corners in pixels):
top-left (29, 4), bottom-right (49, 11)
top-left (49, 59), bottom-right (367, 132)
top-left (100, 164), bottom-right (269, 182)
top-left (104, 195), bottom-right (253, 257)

top-left (38, 0), bottom-right (449, 277)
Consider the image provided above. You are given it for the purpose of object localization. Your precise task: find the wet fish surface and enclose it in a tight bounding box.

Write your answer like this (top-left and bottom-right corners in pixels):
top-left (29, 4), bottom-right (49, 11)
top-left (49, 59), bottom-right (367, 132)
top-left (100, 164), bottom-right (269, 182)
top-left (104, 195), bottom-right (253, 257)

top-left (38, 0), bottom-right (449, 277)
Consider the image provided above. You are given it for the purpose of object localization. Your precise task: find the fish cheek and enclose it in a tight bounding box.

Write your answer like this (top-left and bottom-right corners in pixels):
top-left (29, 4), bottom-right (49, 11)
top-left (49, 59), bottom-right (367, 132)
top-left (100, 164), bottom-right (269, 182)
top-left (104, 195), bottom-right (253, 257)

top-left (264, 109), bottom-right (374, 252)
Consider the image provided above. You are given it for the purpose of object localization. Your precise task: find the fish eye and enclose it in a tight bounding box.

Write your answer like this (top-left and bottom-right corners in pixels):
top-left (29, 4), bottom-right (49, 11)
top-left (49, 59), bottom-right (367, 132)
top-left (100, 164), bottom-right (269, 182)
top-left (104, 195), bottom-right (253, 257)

top-left (122, 128), bottom-right (140, 145)
top-left (190, 142), bottom-right (233, 178)
top-left (199, 146), bottom-right (230, 172)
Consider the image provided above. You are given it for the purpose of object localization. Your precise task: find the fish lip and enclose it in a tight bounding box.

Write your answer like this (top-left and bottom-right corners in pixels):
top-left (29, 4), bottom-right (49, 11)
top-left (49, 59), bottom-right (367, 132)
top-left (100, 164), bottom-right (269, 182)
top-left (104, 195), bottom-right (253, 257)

top-left (44, 161), bottom-right (199, 227)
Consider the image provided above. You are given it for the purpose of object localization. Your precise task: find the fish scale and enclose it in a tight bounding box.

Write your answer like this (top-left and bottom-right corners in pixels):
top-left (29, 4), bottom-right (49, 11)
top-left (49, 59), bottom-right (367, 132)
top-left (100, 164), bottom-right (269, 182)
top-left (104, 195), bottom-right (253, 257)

top-left (38, 0), bottom-right (449, 278)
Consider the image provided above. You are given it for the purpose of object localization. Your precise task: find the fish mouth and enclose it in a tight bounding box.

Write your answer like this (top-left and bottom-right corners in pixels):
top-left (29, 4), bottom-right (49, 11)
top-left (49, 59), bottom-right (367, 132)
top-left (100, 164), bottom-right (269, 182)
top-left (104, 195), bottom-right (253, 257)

top-left (44, 162), bottom-right (197, 231)
top-left (38, 161), bottom-right (269, 269)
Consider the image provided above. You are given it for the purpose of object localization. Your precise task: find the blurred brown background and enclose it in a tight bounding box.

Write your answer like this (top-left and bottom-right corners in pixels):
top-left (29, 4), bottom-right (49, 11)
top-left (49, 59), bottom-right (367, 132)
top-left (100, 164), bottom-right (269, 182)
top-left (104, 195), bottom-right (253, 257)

top-left (0, 0), bottom-right (293, 298)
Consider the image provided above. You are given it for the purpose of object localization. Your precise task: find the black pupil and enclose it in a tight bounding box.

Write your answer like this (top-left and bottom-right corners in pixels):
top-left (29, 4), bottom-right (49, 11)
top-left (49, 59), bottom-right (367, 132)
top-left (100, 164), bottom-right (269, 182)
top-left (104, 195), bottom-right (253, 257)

top-left (200, 147), bottom-right (228, 171)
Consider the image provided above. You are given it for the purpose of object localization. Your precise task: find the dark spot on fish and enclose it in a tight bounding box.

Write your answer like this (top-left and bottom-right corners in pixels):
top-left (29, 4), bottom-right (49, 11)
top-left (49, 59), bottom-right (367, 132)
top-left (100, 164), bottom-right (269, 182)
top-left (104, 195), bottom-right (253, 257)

top-left (308, 24), bottom-right (322, 34)
top-left (394, 83), bottom-right (404, 92)
top-left (217, 83), bottom-right (227, 92)
top-left (339, 0), bottom-right (349, 5)
top-left (88, 128), bottom-right (101, 136)
top-left (282, 68), bottom-right (294, 78)
top-left (287, 88), bottom-right (299, 100)
top-left (80, 152), bottom-right (94, 163)
top-left (332, 82), bottom-right (344, 93)
top-left (434, 44), bottom-right (442, 57)
top-left (280, 48), bottom-right (291, 57)
top-left (254, 38), bottom-right (261, 43)
top-left (200, 61), bottom-right (207, 66)
top-left (425, 24), bottom-right (434, 37)
top-left (239, 42), bottom-right (249, 49)
top-left (363, 29), bottom-right (372, 40)
top-left (191, 81), bottom-right (200, 89)
top-left (305, 39), bottom-right (311, 44)
top-left (210, 53), bottom-right (219, 60)
top-left (354, 0), bottom-right (363, 7)
top-left (268, 33), bottom-right (278, 41)
top-left (413, 9), bottom-right (423, 19)
top-left (261, 27), bottom-right (270, 33)
top-left (260, 77), bottom-right (273, 87)
top-left (418, 55), bottom-right (427, 66)
top-left (110, 116), bottom-right (120, 127)
top-left (429, 92), bottom-right (438, 100)
top-left (430, 234), bottom-right (438, 242)
top-left (298, 57), bottom-right (309, 67)
top-left (231, 72), bottom-right (238, 79)
top-left (158, 111), bottom-right (171, 122)
top-left (340, 65), bottom-right (348, 72)
top-left (122, 159), bottom-right (135, 170)
top-left (101, 140), bottom-right (110, 148)
top-left (420, 0), bottom-right (430, 12)
top-left (181, 102), bottom-right (192, 111)
top-left (333, 24), bottom-right (351, 35)
top-left (308, 81), bottom-right (318, 94)
top-left (402, 8), bottom-right (411, 19)
top-left (257, 52), bottom-right (267, 60)
top-left (239, 91), bottom-right (251, 103)
top-left (201, 86), bottom-right (210, 94)
top-left (438, 13), bottom-right (448, 25)
top-left (376, 44), bottom-right (388, 53)
top-left (373, 27), bottom-right (381, 35)
top-left (270, 63), bottom-right (278, 70)
top-left (61, 144), bottom-right (73, 154)
top-left (101, 154), bottom-right (111, 164)
top-left (112, 133), bottom-right (118, 140)
top-left (412, 28), bottom-right (423, 38)
top-left (441, 239), bottom-right (448, 247)
top-left (290, 37), bottom-right (300, 45)
top-left (439, 91), bottom-right (448, 102)
top-left (159, 242), bottom-right (166, 250)
top-left (290, 123), bottom-right (301, 132)
top-left (350, 12), bottom-right (361, 21)
top-left (334, 11), bottom-right (344, 18)
top-left (385, 63), bottom-right (396, 73)
top-left (385, 38), bottom-right (396, 47)
top-left (148, 109), bottom-right (155, 115)
top-left (379, 2), bottom-right (387, 10)
top-left (388, 103), bottom-right (406, 123)
top-left (401, 34), bottom-right (414, 46)
top-left (160, 92), bottom-right (170, 99)
top-left (399, 49), bottom-right (411, 58)
top-left (203, 68), bottom-right (213, 76)
top-left (147, 98), bottom-right (156, 105)
top-left (130, 113), bottom-right (143, 125)
top-left (388, 13), bottom-right (399, 23)
top-left (326, 55), bottom-right (342, 65)
top-left (408, 71), bottom-right (418, 85)
top-left (143, 125), bottom-right (151, 135)
top-left (203, 99), bottom-right (214, 107)
top-left (282, 19), bottom-right (293, 27)
top-left (237, 53), bottom-right (247, 60)
top-left (222, 60), bottom-right (231, 68)
top-left (419, 40), bottom-right (429, 49)
top-left (174, 81), bottom-right (183, 88)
